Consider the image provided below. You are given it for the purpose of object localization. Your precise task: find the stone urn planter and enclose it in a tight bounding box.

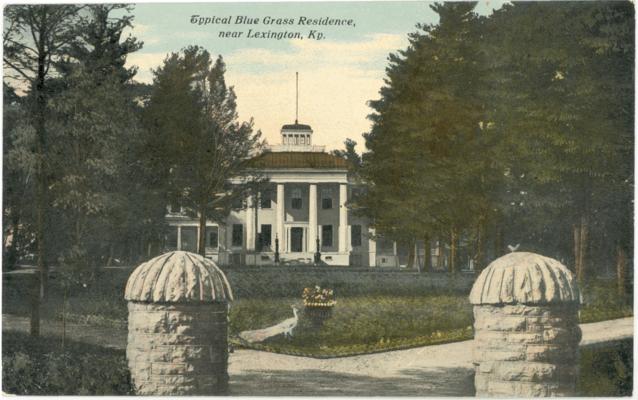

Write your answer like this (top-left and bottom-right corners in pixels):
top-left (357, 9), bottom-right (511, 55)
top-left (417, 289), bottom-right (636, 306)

top-left (302, 286), bottom-right (336, 327)
top-left (303, 302), bottom-right (335, 327)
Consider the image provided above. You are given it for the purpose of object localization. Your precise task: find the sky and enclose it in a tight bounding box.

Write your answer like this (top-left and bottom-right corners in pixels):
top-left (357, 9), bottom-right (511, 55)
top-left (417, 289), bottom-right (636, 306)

top-left (124, 1), bottom-right (507, 151)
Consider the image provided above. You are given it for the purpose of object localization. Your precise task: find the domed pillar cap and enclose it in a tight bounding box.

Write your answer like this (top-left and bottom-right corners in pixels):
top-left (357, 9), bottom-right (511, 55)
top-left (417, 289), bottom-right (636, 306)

top-left (125, 251), bottom-right (233, 303)
top-left (469, 252), bottom-right (580, 306)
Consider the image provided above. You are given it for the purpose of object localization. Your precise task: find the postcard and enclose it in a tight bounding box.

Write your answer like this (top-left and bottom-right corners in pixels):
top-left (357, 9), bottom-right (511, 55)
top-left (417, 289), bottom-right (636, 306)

top-left (2, 1), bottom-right (633, 396)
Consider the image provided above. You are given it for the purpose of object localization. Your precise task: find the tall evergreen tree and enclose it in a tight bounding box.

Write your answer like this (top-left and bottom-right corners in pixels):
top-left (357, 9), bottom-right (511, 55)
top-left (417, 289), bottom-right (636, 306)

top-left (45, 5), bottom-right (143, 273)
top-left (4, 5), bottom-right (82, 335)
top-left (486, 2), bottom-right (634, 283)
top-left (145, 47), bottom-right (264, 256)
top-left (361, 3), bottom-right (493, 272)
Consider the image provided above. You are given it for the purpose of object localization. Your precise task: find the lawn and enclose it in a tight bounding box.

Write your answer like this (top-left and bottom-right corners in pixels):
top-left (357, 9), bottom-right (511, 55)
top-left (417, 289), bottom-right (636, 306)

top-left (229, 294), bottom-right (474, 357)
top-left (2, 269), bottom-right (633, 357)
top-left (1, 269), bottom-right (633, 395)
top-left (2, 331), bottom-right (132, 395)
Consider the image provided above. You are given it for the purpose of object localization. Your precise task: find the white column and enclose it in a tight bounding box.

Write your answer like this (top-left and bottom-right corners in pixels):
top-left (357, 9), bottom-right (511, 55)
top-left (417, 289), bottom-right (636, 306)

top-left (368, 227), bottom-right (376, 267)
top-left (308, 184), bottom-right (317, 253)
top-left (246, 195), bottom-right (255, 251)
top-left (176, 226), bottom-right (182, 250)
top-left (393, 241), bottom-right (398, 267)
top-left (276, 183), bottom-right (285, 253)
top-left (338, 183), bottom-right (348, 253)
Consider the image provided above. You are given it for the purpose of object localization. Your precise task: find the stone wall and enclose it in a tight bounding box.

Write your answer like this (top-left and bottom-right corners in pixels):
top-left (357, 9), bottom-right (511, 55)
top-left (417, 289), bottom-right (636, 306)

top-left (126, 301), bottom-right (229, 395)
top-left (473, 304), bottom-right (581, 397)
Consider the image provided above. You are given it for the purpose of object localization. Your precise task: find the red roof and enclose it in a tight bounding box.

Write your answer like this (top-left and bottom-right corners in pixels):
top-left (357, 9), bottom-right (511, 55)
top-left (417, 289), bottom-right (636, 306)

top-left (248, 152), bottom-right (348, 169)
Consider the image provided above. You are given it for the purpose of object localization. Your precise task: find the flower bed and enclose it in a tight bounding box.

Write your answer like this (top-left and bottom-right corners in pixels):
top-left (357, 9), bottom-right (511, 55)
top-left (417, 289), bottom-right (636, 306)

top-left (302, 286), bottom-right (336, 307)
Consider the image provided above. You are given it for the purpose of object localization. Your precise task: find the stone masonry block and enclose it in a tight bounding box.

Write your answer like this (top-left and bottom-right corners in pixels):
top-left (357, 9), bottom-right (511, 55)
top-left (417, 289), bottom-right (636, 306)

top-left (474, 372), bottom-right (489, 393)
top-left (480, 349), bottom-right (527, 362)
top-left (129, 311), bottom-right (168, 333)
top-left (476, 315), bottom-right (527, 332)
top-left (492, 361), bottom-right (557, 382)
top-left (151, 362), bottom-right (187, 375)
top-left (525, 344), bottom-right (569, 362)
top-left (505, 332), bottom-right (544, 345)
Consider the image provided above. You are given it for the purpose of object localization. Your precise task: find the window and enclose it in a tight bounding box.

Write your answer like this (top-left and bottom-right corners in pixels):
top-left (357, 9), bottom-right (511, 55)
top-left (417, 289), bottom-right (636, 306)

top-left (259, 224), bottom-right (272, 250)
top-left (260, 190), bottom-right (272, 209)
top-left (181, 227), bottom-right (197, 252)
top-left (166, 228), bottom-right (178, 250)
top-left (321, 188), bottom-right (332, 209)
top-left (169, 197), bottom-right (180, 214)
top-left (232, 224), bottom-right (243, 247)
top-left (291, 188), bottom-right (302, 209)
top-left (207, 227), bottom-right (219, 249)
top-left (321, 225), bottom-right (333, 247)
top-left (231, 196), bottom-right (244, 210)
top-left (351, 224), bottom-right (362, 247)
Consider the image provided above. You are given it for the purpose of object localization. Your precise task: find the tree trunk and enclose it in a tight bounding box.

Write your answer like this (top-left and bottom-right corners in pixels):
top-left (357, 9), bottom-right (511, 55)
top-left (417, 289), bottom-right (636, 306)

top-left (436, 240), bottom-right (444, 271)
top-left (579, 215), bottom-right (589, 283)
top-left (616, 244), bottom-right (627, 298)
top-left (573, 223), bottom-right (581, 274)
top-left (423, 233), bottom-right (432, 273)
top-left (475, 220), bottom-right (485, 271)
top-left (29, 273), bottom-right (40, 337)
top-left (62, 286), bottom-right (68, 349)
top-left (450, 229), bottom-right (458, 275)
top-left (106, 243), bottom-right (114, 267)
top-left (494, 226), bottom-right (504, 259)
top-left (407, 241), bottom-right (415, 269)
top-left (573, 215), bottom-right (589, 283)
top-left (198, 205), bottom-right (207, 257)
top-left (32, 46), bottom-right (50, 336)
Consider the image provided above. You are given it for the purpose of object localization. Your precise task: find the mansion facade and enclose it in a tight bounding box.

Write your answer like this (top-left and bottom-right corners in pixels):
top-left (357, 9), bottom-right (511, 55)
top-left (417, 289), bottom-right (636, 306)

top-left (164, 121), bottom-right (407, 267)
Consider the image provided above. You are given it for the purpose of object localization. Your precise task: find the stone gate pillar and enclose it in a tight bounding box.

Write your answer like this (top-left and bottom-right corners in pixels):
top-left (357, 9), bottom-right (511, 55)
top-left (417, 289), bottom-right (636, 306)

top-left (469, 252), bottom-right (581, 397)
top-left (124, 251), bottom-right (233, 395)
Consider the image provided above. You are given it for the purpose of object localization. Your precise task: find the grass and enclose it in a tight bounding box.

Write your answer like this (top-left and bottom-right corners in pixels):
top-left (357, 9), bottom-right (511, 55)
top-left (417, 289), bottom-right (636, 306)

top-left (578, 339), bottom-right (633, 396)
top-left (2, 331), bottom-right (132, 395)
top-left (229, 294), bottom-right (474, 357)
top-left (2, 270), bottom-right (633, 356)
top-left (1, 269), bottom-right (633, 395)
top-left (579, 280), bottom-right (634, 323)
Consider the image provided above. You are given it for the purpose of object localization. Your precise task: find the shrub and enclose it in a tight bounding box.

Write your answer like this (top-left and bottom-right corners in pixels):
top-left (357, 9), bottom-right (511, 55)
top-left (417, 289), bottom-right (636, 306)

top-left (2, 331), bottom-right (132, 395)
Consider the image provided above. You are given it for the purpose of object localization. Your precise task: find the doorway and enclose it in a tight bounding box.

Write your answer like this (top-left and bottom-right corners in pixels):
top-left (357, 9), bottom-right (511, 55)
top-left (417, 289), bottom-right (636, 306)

top-left (291, 227), bottom-right (304, 252)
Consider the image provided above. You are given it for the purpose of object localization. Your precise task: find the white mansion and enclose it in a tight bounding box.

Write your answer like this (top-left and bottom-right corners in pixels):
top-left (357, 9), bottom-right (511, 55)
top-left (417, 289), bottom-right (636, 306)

top-left (162, 120), bottom-right (475, 270)
top-left (163, 120), bottom-right (410, 267)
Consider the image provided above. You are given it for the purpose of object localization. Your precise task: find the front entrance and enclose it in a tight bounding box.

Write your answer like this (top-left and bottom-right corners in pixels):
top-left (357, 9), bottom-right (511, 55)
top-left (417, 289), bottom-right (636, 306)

top-left (291, 227), bottom-right (304, 252)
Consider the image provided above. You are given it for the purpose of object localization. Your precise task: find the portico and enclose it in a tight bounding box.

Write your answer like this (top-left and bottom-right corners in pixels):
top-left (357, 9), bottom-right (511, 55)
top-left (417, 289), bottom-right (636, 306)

top-left (164, 119), bottom-right (386, 267)
top-left (249, 175), bottom-right (350, 264)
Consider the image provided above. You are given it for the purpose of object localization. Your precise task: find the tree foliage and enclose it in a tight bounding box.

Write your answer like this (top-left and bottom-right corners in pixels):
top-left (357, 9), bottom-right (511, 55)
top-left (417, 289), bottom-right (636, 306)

top-left (360, 1), bottom-right (633, 280)
top-left (144, 46), bottom-right (264, 256)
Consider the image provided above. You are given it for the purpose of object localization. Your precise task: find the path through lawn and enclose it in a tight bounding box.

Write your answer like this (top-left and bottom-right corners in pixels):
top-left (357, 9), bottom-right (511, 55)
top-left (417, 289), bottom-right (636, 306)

top-left (3, 314), bottom-right (632, 395)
